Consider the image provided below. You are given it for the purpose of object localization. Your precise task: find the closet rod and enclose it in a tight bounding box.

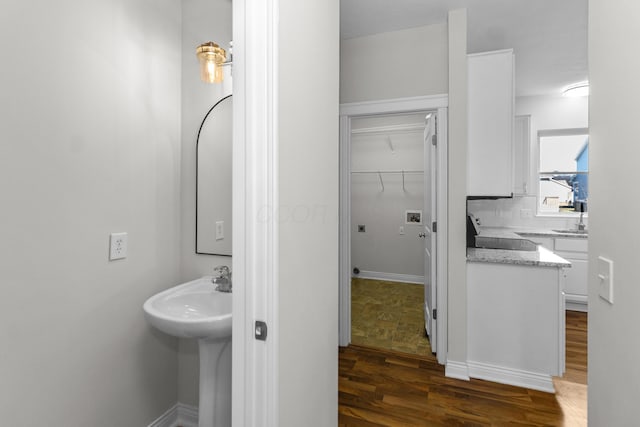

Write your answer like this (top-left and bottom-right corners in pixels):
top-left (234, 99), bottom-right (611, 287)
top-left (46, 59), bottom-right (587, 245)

top-left (351, 170), bottom-right (424, 174)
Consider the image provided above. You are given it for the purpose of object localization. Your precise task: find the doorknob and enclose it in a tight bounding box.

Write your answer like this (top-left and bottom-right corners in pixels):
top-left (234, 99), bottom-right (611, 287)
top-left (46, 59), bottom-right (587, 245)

top-left (418, 232), bottom-right (426, 238)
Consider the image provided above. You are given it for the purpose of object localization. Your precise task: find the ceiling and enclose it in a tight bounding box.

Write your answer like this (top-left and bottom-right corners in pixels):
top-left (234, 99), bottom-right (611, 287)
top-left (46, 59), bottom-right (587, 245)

top-left (340, 0), bottom-right (588, 97)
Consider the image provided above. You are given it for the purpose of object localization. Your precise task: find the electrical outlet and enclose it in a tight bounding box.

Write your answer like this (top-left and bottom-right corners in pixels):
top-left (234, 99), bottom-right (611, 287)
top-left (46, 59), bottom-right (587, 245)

top-left (215, 221), bottom-right (224, 240)
top-left (399, 226), bottom-right (405, 235)
top-left (520, 209), bottom-right (533, 219)
top-left (109, 232), bottom-right (128, 260)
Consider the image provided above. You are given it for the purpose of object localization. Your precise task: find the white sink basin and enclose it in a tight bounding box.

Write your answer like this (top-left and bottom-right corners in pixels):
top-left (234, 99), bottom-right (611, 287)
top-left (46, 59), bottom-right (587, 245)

top-left (143, 276), bottom-right (232, 339)
top-left (144, 276), bottom-right (233, 427)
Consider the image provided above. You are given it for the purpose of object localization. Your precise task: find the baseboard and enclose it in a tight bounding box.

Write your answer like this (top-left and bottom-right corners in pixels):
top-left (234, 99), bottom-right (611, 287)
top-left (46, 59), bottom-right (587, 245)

top-left (467, 360), bottom-right (555, 393)
top-left (566, 301), bottom-right (588, 312)
top-left (445, 360), bottom-right (470, 381)
top-left (148, 403), bottom-right (198, 427)
top-left (355, 270), bottom-right (424, 285)
top-left (176, 403), bottom-right (198, 427)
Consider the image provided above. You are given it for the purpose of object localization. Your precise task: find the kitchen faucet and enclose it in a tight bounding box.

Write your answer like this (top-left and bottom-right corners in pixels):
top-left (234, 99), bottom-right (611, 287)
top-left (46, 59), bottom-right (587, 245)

top-left (577, 202), bottom-right (586, 231)
top-left (212, 265), bottom-right (232, 292)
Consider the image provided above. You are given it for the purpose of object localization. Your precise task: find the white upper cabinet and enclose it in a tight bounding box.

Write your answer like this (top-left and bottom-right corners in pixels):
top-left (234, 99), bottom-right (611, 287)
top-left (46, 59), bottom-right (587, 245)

top-left (513, 115), bottom-right (531, 195)
top-left (467, 49), bottom-right (515, 197)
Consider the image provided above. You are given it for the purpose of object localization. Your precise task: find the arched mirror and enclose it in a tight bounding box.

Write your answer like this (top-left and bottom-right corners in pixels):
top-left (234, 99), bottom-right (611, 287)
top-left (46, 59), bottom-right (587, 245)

top-left (196, 94), bottom-right (232, 256)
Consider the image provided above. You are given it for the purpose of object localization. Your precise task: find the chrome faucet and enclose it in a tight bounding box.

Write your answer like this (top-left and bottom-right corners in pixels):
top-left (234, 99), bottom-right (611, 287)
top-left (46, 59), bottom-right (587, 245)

top-left (212, 265), bottom-right (232, 293)
top-left (577, 212), bottom-right (586, 231)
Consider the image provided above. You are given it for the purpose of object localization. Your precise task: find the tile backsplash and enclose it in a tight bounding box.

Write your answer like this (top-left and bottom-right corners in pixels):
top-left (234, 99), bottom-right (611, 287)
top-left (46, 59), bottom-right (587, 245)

top-left (467, 196), bottom-right (587, 230)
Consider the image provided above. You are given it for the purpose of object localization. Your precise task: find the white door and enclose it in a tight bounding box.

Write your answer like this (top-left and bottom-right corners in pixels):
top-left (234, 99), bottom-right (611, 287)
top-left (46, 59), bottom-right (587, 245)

top-left (423, 113), bottom-right (437, 353)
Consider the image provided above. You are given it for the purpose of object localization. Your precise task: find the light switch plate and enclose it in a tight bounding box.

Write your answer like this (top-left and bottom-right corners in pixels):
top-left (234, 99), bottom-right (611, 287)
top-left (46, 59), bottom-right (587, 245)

top-left (215, 221), bottom-right (224, 241)
top-left (597, 256), bottom-right (614, 304)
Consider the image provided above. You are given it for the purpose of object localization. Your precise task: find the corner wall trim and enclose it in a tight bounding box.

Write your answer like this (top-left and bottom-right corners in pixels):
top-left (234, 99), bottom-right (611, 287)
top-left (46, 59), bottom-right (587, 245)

top-left (467, 361), bottom-right (555, 393)
top-left (445, 360), bottom-right (470, 381)
top-left (355, 270), bottom-right (424, 285)
top-left (148, 403), bottom-right (198, 427)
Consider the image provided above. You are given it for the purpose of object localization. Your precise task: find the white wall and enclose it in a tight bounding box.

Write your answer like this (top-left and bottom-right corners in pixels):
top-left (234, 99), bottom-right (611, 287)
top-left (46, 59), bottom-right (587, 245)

top-left (278, 0), bottom-right (340, 425)
top-left (340, 24), bottom-right (448, 104)
top-left (588, 1), bottom-right (640, 424)
top-left (350, 114), bottom-right (425, 278)
top-left (0, 1), bottom-right (181, 425)
top-left (446, 8), bottom-right (469, 372)
top-left (178, 0), bottom-right (233, 407)
top-left (468, 95), bottom-right (589, 230)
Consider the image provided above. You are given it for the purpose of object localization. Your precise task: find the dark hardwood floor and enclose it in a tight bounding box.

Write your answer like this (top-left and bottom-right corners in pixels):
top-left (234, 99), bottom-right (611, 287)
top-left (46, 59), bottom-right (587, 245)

top-left (339, 311), bottom-right (587, 426)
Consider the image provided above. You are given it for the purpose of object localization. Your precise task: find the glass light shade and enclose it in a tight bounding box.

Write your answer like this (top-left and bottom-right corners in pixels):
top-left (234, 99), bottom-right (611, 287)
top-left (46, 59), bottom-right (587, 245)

top-left (196, 42), bottom-right (227, 84)
top-left (563, 82), bottom-right (589, 97)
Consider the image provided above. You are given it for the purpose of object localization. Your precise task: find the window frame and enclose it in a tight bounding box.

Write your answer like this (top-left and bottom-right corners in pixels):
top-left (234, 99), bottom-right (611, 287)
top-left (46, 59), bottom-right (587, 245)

top-left (535, 127), bottom-right (589, 217)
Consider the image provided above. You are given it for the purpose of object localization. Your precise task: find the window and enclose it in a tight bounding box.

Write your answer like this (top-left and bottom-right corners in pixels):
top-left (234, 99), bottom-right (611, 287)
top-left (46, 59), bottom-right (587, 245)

top-left (538, 129), bottom-right (588, 214)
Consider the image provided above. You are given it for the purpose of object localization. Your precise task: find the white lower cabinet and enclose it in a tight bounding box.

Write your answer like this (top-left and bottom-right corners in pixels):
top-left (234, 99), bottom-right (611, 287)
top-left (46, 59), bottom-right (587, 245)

top-left (520, 234), bottom-right (589, 311)
top-left (555, 238), bottom-right (588, 311)
top-left (467, 262), bottom-right (565, 392)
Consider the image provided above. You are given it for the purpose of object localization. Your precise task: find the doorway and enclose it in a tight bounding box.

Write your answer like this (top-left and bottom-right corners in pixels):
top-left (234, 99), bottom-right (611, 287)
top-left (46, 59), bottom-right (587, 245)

top-left (339, 95), bottom-right (448, 365)
top-left (349, 111), bottom-right (430, 355)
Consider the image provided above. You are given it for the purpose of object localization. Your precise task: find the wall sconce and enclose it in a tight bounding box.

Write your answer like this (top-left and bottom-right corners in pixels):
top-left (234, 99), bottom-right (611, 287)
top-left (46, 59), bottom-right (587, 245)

top-left (196, 42), bottom-right (233, 84)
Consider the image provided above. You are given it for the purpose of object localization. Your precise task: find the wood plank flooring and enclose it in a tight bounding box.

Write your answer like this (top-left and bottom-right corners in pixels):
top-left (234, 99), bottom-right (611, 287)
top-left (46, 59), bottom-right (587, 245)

top-left (339, 311), bottom-right (588, 426)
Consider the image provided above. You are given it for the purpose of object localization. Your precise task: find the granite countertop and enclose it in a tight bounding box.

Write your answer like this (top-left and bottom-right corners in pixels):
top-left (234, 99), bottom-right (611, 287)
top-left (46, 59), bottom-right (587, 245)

top-left (485, 226), bottom-right (589, 239)
top-left (467, 246), bottom-right (571, 268)
top-left (466, 226), bottom-right (576, 267)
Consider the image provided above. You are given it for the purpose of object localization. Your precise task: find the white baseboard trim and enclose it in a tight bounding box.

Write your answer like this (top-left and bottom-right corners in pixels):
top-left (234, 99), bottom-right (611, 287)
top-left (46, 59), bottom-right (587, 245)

top-left (355, 270), bottom-right (424, 285)
top-left (176, 403), bottom-right (198, 427)
top-left (148, 403), bottom-right (198, 427)
top-left (566, 301), bottom-right (588, 312)
top-left (467, 360), bottom-right (555, 393)
top-left (445, 360), bottom-right (470, 381)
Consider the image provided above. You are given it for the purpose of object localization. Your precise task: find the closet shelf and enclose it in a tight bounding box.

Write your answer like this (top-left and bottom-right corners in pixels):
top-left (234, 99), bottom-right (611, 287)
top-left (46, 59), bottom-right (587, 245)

top-left (350, 123), bottom-right (424, 135)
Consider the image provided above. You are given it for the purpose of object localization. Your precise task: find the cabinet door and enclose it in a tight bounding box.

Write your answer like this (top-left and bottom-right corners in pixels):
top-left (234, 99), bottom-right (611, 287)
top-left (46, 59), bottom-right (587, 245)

top-left (562, 258), bottom-right (588, 299)
top-left (468, 49), bottom-right (514, 196)
top-left (513, 115), bottom-right (531, 195)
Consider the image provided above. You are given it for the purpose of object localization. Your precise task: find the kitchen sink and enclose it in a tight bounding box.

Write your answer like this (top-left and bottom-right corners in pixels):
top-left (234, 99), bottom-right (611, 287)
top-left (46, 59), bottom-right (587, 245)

top-left (475, 236), bottom-right (538, 251)
top-left (553, 229), bottom-right (588, 235)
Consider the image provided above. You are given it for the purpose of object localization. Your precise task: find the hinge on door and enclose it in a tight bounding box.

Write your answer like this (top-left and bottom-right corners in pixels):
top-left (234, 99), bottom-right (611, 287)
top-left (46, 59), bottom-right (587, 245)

top-left (433, 309), bottom-right (437, 320)
top-left (431, 134), bottom-right (437, 146)
top-left (432, 221), bottom-right (437, 233)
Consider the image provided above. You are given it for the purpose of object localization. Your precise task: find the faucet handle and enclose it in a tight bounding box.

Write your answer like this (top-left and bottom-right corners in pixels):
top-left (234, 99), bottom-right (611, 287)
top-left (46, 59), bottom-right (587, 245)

top-left (214, 265), bottom-right (231, 278)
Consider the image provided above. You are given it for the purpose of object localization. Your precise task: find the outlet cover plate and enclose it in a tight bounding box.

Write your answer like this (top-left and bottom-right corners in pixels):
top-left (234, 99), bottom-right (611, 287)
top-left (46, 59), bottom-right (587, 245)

top-left (110, 232), bottom-right (128, 260)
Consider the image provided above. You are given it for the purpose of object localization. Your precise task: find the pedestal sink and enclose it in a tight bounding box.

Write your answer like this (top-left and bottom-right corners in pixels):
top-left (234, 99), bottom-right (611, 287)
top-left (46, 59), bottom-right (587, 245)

top-left (143, 276), bottom-right (232, 427)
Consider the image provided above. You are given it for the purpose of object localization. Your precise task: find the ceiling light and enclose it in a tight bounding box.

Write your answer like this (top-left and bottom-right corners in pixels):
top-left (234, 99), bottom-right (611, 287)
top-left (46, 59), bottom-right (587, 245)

top-left (563, 82), bottom-right (589, 97)
top-left (196, 42), bottom-right (231, 84)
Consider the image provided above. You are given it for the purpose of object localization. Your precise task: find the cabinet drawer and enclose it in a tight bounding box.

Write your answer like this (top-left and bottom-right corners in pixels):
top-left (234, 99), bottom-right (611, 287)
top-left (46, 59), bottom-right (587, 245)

top-left (555, 238), bottom-right (588, 253)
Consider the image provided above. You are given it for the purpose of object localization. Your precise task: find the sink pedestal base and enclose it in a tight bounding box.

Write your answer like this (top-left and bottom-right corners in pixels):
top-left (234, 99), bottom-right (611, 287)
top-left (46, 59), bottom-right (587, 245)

top-left (198, 337), bottom-right (232, 427)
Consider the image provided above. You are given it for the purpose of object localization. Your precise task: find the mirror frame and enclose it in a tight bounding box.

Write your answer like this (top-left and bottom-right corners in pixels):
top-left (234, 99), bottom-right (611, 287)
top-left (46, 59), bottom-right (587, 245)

top-left (195, 94), bottom-right (233, 256)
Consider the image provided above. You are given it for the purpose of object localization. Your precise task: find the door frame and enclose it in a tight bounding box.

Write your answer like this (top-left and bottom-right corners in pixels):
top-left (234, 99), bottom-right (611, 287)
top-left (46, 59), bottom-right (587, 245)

top-left (232, 0), bottom-right (279, 425)
top-left (339, 95), bottom-right (449, 365)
